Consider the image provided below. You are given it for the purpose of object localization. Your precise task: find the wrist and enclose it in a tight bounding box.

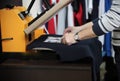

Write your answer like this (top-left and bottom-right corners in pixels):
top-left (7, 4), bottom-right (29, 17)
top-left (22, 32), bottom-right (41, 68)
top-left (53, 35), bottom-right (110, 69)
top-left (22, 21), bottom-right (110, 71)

top-left (74, 32), bottom-right (80, 41)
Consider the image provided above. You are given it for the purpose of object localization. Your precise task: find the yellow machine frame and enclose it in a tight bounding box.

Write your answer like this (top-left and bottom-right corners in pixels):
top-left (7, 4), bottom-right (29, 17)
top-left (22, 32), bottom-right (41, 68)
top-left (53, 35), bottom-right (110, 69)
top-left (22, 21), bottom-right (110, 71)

top-left (0, 0), bottom-right (72, 52)
top-left (0, 6), bottom-right (44, 52)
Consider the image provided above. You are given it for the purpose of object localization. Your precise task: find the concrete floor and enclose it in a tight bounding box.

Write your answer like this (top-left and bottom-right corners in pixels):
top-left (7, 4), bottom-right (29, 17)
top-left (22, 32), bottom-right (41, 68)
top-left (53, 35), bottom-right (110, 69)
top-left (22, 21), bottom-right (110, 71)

top-left (100, 60), bottom-right (118, 81)
top-left (100, 62), bottom-right (106, 81)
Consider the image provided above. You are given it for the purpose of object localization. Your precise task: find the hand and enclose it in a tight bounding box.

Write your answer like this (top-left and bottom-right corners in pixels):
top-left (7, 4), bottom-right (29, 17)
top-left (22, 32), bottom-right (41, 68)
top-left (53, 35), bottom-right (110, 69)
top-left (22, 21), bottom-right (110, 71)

top-left (63, 27), bottom-right (80, 35)
top-left (62, 27), bottom-right (80, 45)
top-left (62, 32), bottom-right (77, 45)
top-left (62, 22), bottom-right (96, 44)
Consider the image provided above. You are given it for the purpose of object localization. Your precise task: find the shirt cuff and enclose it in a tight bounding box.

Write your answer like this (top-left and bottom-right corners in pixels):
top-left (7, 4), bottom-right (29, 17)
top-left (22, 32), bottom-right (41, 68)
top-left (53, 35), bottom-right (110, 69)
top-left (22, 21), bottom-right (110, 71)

top-left (92, 18), bottom-right (105, 36)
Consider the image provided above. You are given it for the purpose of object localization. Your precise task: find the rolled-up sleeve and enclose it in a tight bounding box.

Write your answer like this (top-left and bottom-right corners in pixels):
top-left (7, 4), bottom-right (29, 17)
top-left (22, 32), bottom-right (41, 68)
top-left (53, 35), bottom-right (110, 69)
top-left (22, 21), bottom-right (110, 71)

top-left (92, 0), bottom-right (120, 36)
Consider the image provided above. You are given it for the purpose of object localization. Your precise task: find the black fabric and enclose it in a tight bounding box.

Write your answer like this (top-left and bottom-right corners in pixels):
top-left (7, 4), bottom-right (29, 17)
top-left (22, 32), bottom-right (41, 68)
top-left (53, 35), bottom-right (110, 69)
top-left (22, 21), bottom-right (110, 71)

top-left (71, 0), bottom-right (86, 25)
top-left (103, 56), bottom-right (119, 81)
top-left (0, 0), bottom-right (22, 9)
top-left (92, 18), bottom-right (106, 36)
top-left (85, 0), bottom-right (99, 22)
top-left (91, 0), bottom-right (99, 20)
top-left (71, 0), bottom-right (99, 25)
top-left (27, 34), bottom-right (102, 81)
top-left (113, 46), bottom-right (120, 81)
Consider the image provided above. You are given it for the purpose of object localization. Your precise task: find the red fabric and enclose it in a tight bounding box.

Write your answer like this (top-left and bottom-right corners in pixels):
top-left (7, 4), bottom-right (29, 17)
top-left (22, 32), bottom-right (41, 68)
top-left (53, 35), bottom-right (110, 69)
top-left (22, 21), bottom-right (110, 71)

top-left (49, 0), bottom-right (52, 4)
top-left (74, 3), bottom-right (83, 26)
top-left (47, 0), bottom-right (56, 34)
top-left (57, 0), bottom-right (59, 3)
top-left (47, 18), bottom-right (56, 34)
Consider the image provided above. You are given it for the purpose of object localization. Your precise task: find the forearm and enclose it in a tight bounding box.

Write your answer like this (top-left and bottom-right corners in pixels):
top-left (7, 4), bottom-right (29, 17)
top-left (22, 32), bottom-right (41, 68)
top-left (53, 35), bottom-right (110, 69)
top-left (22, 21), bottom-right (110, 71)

top-left (92, 0), bottom-right (120, 35)
top-left (77, 0), bottom-right (120, 41)
top-left (77, 22), bottom-right (97, 40)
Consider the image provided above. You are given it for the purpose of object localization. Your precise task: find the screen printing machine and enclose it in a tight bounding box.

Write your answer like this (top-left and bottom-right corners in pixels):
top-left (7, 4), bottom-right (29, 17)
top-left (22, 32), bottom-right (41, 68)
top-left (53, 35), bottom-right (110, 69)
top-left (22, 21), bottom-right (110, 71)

top-left (0, 0), bottom-right (102, 81)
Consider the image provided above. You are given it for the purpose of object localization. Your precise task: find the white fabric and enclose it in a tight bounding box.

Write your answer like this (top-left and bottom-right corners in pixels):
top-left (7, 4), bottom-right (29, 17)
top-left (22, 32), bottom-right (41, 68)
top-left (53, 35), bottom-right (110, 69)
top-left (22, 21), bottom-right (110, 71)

top-left (98, 0), bottom-right (105, 45)
top-left (57, 7), bottom-right (67, 35)
top-left (22, 0), bottom-right (41, 18)
top-left (98, 0), bottom-right (120, 33)
top-left (98, 0), bottom-right (105, 17)
top-left (88, 0), bottom-right (93, 14)
top-left (112, 27), bottom-right (120, 46)
top-left (67, 4), bottom-right (74, 27)
top-left (85, 0), bottom-right (93, 19)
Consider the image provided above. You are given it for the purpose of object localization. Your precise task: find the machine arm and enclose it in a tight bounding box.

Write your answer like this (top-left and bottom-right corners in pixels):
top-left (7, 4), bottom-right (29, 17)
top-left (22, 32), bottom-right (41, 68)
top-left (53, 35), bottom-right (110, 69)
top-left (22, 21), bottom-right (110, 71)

top-left (19, 0), bottom-right (35, 19)
top-left (24, 0), bottom-right (73, 35)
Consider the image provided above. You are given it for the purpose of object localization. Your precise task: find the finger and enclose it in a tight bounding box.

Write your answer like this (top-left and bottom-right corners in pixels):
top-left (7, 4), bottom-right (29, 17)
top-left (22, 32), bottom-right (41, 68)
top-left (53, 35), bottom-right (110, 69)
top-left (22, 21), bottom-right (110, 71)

top-left (63, 27), bottom-right (72, 34)
top-left (62, 38), bottom-right (67, 44)
top-left (61, 36), bottom-right (66, 44)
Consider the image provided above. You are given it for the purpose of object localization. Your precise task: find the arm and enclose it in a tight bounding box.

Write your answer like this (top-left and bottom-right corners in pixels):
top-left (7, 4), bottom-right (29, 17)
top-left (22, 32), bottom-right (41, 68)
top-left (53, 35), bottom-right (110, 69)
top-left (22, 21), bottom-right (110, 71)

top-left (77, 22), bottom-right (96, 40)
top-left (62, 22), bottom-right (96, 45)
top-left (79, 0), bottom-right (120, 38)
top-left (62, 0), bottom-right (120, 45)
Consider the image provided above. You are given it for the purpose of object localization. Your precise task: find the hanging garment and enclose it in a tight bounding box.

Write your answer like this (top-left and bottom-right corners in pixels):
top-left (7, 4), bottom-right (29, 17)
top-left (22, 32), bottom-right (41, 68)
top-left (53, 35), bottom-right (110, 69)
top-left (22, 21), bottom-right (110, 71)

top-left (85, 0), bottom-right (93, 20)
top-left (67, 4), bottom-right (74, 27)
top-left (74, 3), bottom-right (83, 26)
top-left (98, 0), bottom-right (105, 17)
top-left (56, 0), bottom-right (74, 35)
top-left (72, 0), bottom-right (84, 26)
top-left (44, 0), bottom-right (74, 35)
top-left (98, 0), bottom-right (105, 47)
top-left (56, 5), bottom-right (67, 35)
top-left (46, 0), bottom-right (56, 34)
top-left (85, 0), bottom-right (99, 22)
top-left (91, 0), bottom-right (99, 20)
top-left (103, 0), bottom-right (112, 56)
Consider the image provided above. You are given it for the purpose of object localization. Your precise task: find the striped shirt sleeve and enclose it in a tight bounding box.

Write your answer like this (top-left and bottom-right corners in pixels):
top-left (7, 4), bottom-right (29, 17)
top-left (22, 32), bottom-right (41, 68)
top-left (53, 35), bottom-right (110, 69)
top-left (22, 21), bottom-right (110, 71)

top-left (92, 0), bottom-right (120, 36)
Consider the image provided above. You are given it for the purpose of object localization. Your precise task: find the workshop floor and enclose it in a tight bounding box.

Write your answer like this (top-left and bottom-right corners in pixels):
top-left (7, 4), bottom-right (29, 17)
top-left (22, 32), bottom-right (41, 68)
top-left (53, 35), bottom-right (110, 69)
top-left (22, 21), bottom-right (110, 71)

top-left (100, 62), bottom-right (106, 81)
top-left (100, 60), bottom-right (118, 81)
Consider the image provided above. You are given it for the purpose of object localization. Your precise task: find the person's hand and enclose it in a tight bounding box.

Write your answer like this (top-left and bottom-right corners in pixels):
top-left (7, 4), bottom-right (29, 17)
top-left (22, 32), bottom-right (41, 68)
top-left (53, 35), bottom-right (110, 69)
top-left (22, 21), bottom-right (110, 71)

top-left (62, 27), bottom-right (80, 45)
top-left (62, 32), bottom-right (77, 45)
top-left (62, 22), bottom-right (96, 45)
top-left (63, 27), bottom-right (80, 35)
